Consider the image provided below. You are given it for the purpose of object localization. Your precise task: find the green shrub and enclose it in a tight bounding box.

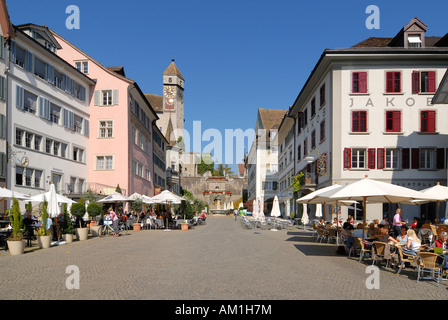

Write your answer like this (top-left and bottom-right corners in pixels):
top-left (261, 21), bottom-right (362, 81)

top-left (70, 201), bottom-right (86, 228)
top-left (7, 198), bottom-right (23, 241)
top-left (87, 202), bottom-right (102, 219)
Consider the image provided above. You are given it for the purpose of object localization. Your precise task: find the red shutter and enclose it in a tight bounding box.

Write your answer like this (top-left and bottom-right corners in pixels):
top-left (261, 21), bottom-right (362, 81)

top-left (411, 148), bottom-right (420, 169)
top-left (386, 72), bottom-right (393, 93)
top-left (344, 148), bottom-right (351, 169)
top-left (393, 111), bottom-right (401, 132)
top-left (428, 71), bottom-right (436, 93)
top-left (428, 111), bottom-right (436, 132)
top-left (401, 148), bottom-right (410, 169)
top-left (359, 72), bottom-right (367, 93)
top-left (396, 72), bottom-right (401, 93)
top-left (368, 148), bottom-right (376, 169)
top-left (412, 71), bottom-right (420, 94)
top-left (377, 148), bottom-right (385, 169)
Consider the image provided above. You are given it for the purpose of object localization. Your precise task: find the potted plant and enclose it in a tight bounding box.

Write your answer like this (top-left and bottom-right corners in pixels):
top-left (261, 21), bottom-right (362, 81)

top-left (87, 202), bottom-right (102, 237)
top-left (181, 221), bottom-right (189, 231)
top-left (6, 198), bottom-right (25, 255)
top-left (61, 203), bottom-right (75, 243)
top-left (70, 199), bottom-right (88, 241)
top-left (36, 200), bottom-right (52, 249)
top-left (130, 197), bottom-right (143, 231)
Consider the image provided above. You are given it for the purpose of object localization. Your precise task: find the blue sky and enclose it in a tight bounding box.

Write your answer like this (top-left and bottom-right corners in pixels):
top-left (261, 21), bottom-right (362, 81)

top-left (7, 0), bottom-right (448, 173)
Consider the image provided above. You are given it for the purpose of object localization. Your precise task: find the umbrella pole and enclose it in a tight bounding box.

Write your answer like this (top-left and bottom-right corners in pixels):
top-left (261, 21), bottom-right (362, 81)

top-left (362, 197), bottom-right (367, 240)
top-left (437, 201), bottom-right (440, 222)
top-left (55, 216), bottom-right (60, 241)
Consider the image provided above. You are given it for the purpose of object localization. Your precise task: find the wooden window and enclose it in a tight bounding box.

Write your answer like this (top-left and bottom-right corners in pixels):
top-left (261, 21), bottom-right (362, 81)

top-left (311, 98), bottom-right (316, 117)
top-left (344, 148), bottom-right (351, 169)
top-left (385, 111), bottom-right (401, 132)
top-left (401, 148), bottom-right (410, 169)
top-left (351, 149), bottom-right (366, 169)
top-left (385, 149), bottom-right (400, 169)
top-left (386, 72), bottom-right (401, 93)
top-left (311, 130), bottom-right (316, 149)
top-left (320, 120), bottom-right (325, 142)
top-left (420, 110), bottom-right (436, 133)
top-left (352, 72), bottom-right (368, 93)
top-left (368, 148), bottom-right (376, 169)
top-left (320, 83), bottom-right (326, 106)
top-left (437, 148), bottom-right (445, 170)
top-left (352, 111), bottom-right (367, 132)
top-left (377, 148), bottom-right (385, 169)
top-left (411, 148), bottom-right (420, 169)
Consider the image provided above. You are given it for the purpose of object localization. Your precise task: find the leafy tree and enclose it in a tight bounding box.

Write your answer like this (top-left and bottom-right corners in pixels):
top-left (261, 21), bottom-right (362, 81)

top-left (197, 156), bottom-right (215, 175)
top-left (7, 198), bottom-right (23, 240)
top-left (70, 199), bottom-right (86, 228)
top-left (62, 203), bottom-right (75, 235)
top-left (37, 200), bottom-right (51, 236)
top-left (87, 202), bottom-right (102, 220)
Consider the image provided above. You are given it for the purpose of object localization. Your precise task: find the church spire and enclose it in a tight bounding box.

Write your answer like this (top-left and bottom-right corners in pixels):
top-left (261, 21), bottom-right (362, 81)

top-left (163, 59), bottom-right (184, 81)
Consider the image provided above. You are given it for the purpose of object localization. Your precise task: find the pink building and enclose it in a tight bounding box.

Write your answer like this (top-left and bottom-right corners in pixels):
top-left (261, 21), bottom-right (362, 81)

top-left (50, 29), bottom-right (158, 197)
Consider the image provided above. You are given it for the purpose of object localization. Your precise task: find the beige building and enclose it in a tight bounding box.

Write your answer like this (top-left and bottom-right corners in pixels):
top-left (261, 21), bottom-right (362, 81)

top-left (288, 18), bottom-right (448, 223)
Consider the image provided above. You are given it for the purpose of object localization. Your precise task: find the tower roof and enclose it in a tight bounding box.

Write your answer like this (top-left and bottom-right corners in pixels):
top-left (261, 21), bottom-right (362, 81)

top-left (163, 59), bottom-right (184, 81)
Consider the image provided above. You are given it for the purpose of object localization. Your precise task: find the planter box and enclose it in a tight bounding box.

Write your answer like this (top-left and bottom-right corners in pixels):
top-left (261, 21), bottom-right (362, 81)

top-left (90, 225), bottom-right (101, 237)
top-left (37, 235), bottom-right (52, 249)
top-left (63, 233), bottom-right (74, 243)
top-left (181, 223), bottom-right (189, 231)
top-left (76, 228), bottom-right (89, 241)
top-left (133, 223), bottom-right (141, 231)
top-left (7, 240), bottom-right (25, 256)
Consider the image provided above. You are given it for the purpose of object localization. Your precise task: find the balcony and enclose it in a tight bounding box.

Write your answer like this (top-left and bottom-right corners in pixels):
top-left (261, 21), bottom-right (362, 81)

top-left (166, 168), bottom-right (179, 186)
top-left (303, 172), bottom-right (317, 189)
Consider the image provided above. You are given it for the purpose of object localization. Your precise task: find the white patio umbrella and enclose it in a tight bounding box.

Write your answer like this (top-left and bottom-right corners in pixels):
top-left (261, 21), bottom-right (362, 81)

top-left (97, 192), bottom-right (133, 203)
top-left (270, 196), bottom-right (281, 218)
top-left (29, 190), bottom-right (76, 204)
top-left (257, 195), bottom-right (265, 222)
top-left (47, 183), bottom-right (62, 241)
top-left (315, 204), bottom-right (323, 218)
top-left (419, 182), bottom-right (448, 221)
top-left (252, 197), bottom-right (259, 219)
top-left (0, 188), bottom-right (31, 201)
top-left (148, 190), bottom-right (184, 231)
top-left (323, 175), bottom-right (439, 239)
top-left (301, 204), bottom-right (309, 228)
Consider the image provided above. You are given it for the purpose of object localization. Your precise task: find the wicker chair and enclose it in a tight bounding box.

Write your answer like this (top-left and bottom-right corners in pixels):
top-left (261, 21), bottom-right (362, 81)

top-left (348, 236), bottom-right (361, 257)
top-left (358, 238), bottom-right (371, 262)
top-left (372, 241), bottom-right (389, 268)
top-left (327, 228), bottom-right (338, 243)
top-left (417, 252), bottom-right (441, 287)
top-left (396, 246), bottom-right (419, 275)
top-left (316, 227), bottom-right (328, 243)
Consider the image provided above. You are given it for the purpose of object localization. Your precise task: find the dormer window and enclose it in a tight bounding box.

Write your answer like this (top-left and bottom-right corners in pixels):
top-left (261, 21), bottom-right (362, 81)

top-left (75, 61), bottom-right (89, 74)
top-left (408, 35), bottom-right (422, 48)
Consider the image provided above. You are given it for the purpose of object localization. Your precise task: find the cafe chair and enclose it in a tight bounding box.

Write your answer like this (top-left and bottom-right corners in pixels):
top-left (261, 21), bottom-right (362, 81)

top-left (312, 223), bottom-right (318, 237)
top-left (327, 228), bottom-right (338, 244)
top-left (417, 252), bottom-right (441, 287)
top-left (358, 238), bottom-right (371, 263)
top-left (372, 241), bottom-right (389, 268)
top-left (316, 227), bottom-right (328, 243)
top-left (396, 247), bottom-right (419, 275)
top-left (348, 236), bottom-right (361, 258)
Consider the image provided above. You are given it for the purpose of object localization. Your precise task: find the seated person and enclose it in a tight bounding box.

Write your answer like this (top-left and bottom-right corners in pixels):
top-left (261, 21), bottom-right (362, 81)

top-left (341, 223), bottom-right (354, 248)
top-left (410, 217), bottom-right (419, 229)
top-left (435, 232), bottom-right (448, 249)
top-left (367, 223), bottom-right (378, 238)
top-left (395, 226), bottom-right (408, 244)
top-left (379, 216), bottom-right (390, 228)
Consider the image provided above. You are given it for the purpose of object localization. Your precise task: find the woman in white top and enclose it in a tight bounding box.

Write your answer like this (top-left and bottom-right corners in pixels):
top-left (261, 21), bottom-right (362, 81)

top-left (402, 229), bottom-right (421, 255)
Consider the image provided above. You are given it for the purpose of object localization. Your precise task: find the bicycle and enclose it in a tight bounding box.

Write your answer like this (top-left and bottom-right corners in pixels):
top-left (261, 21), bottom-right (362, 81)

top-left (98, 221), bottom-right (115, 237)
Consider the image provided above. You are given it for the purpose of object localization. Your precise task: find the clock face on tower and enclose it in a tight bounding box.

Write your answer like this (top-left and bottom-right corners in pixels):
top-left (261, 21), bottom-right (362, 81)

top-left (164, 86), bottom-right (176, 99)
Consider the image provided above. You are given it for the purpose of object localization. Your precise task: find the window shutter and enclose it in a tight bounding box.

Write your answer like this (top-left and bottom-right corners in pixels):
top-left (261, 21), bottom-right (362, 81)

top-left (0, 35), bottom-right (4, 59)
top-left (412, 71), bottom-right (420, 94)
top-left (10, 40), bottom-right (16, 63)
top-left (411, 148), bottom-right (420, 169)
top-left (63, 109), bottom-right (69, 128)
top-left (83, 119), bottom-right (89, 137)
top-left (343, 148), bottom-right (351, 169)
top-left (79, 86), bottom-right (86, 101)
top-left (359, 72), bottom-right (367, 93)
top-left (0, 76), bottom-right (5, 101)
top-left (38, 97), bottom-right (44, 118)
top-left (0, 114), bottom-right (5, 139)
top-left (428, 71), bottom-right (436, 93)
top-left (25, 51), bottom-right (33, 72)
top-left (16, 85), bottom-right (24, 109)
top-left (386, 72), bottom-right (393, 93)
top-left (0, 152), bottom-right (5, 177)
top-left (112, 90), bottom-right (119, 105)
top-left (39, 97), bottom-right (51, 120)
top-left (428, 111), bottom-right (436, 132)
top-left (368, 148), bottom-right (376, 169)
top-left (401, 148), bottom-right (410, 169)
top-left (437, 148), bottom-right (445, 169)
top-left (393, 111), bottom-right (401, 132)
top-left (46, 64), bottom-right (54, 84)
top-left (94, 90), bottom-right (100, 106)
top-left (377, 148), bottom-right (385, 169)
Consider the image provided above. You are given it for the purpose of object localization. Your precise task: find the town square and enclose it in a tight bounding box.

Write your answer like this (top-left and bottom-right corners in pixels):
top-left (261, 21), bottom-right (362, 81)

top-left (2, 0), bottom-right (448, 311)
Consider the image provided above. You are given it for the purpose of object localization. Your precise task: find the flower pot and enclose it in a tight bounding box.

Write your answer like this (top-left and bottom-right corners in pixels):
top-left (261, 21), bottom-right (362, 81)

top-left (7, 240), bottom-right (25, 256)
top-left (181, 223), bottom-right (189, 231)
top-left (76, 227), bottom-right (89, 241)
top-left (37, 235), bottom-right (52, 249)
top-left (90, 225), bottom-right (101, 237)
top-left (63, 233), bottom-right (74, 243)
top-left (133, 223), bottom-right (141, 231)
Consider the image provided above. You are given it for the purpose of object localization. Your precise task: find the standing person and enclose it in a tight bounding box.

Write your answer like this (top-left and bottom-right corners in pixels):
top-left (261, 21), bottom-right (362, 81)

top-left (392, 208), bottom-right (406, 237)
top-left (233, 208), bottom-right (238, 221)
top-left (109, 206), bottom-right (120, 237)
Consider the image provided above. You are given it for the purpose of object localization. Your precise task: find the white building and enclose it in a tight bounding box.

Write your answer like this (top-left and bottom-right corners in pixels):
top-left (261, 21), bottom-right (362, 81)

top-left (276, 110), bottom-right (295, 218)
top-left (6, 24), bottom-right (94, 203)
top-left (288, 18), bottom-right (448, 223)
top-left (246, 108), bottom-right (285, 213)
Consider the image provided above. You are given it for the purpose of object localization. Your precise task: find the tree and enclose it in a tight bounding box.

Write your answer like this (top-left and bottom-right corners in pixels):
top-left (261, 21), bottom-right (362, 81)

top-left (197, 156), bottom-right (215, 175)
top-left (8, 198), bottom-right (23, 241)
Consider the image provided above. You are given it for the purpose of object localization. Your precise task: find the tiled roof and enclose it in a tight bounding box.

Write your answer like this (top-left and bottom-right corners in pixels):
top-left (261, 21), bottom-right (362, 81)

top-left (163, 60), bottom-right (184, 81)
top-left (258, 108), bottom-right (287, 131)
top-left (144, 94), bottom-right (163, 112)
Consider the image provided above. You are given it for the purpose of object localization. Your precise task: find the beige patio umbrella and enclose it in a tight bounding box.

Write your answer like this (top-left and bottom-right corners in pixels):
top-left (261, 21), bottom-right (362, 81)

top-left (323, 176), bottom-right (439, 239)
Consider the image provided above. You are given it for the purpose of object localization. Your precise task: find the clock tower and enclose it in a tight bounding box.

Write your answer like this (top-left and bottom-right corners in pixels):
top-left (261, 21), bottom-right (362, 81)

top-left (162, 59), bottom-right (184, 143)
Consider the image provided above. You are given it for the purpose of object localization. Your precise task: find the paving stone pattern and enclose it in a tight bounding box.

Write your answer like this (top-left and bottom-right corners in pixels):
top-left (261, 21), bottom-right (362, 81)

top-left (1, 216), bottom-right (447, 300)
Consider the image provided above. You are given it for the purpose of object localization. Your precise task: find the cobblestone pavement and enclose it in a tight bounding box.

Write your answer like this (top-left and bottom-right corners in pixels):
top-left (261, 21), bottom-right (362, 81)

top-left (1, 215), bottom-right (448, 300)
